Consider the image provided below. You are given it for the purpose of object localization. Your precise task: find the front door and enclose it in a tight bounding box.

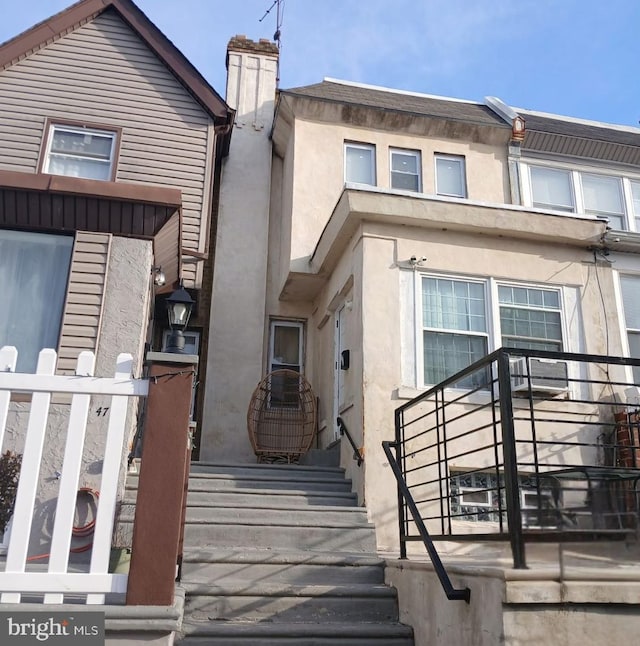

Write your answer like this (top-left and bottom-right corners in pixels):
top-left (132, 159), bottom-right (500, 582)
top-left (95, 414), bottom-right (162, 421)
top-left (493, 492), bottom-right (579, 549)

top-left (333, 304), bottom-right (346, 440)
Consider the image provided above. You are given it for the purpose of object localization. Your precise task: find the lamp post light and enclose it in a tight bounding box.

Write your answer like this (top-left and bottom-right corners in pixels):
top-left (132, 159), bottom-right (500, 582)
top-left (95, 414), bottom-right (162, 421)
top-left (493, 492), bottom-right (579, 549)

top-left (164, 282), bottom-right (194, 353)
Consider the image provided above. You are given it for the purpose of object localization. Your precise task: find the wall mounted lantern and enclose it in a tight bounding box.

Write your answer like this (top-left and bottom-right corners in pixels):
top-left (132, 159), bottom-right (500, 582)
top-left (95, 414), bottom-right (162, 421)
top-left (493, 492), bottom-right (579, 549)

top-left (164, 282), bottom-right (194, 353)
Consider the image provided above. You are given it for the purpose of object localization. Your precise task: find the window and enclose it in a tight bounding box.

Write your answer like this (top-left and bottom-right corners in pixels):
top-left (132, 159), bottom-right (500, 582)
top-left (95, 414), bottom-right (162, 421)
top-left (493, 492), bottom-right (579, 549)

top-left (0, 230), bottom-right (73, 372)
top-left (582, 174), bottom-right (624, 230)
top-left (498, 285), bottom-right (563, 351)
top-left (419, 275), bottom-right (565, 387)
top-left (344, 143), bottom-right (375, 185)
top-left (526, 164), bottom-right (640, 231)
top-left (530, 166), bottom-right (574, 212)
top-left (630, 181), bottom-right (640, 231)
top-left (422, 277), bottom-right (488, 387)
top-left (268, 321), bottom-right (304, 407)
top-left (390, 149), bottom-right (421, 192)
top-left (620, 275), bottom-right (640, 383)
top-left (435, 154), bottom-right (466, 198)
top-left (450, 470), bottom-right (559, 526)
top-left (43, 123), bottom-right (117, 181)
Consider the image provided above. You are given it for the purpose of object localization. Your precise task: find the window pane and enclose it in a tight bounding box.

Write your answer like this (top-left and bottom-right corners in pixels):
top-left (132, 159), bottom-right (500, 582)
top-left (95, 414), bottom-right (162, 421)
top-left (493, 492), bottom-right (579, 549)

top-left (51, 129), bottom-right (113, 159)
top-left (530, 166), bottom-right (574, 211)
top-left (423, 331), bottom-right (488, 386)
top-left (435, 156), bottom-right (465, 197)
top-left (632, 181), bottom-right (640, 227)
top-left (272, 325), bottom-right (301, 368)
top-left (345, 145), bottom-right (375, 185)
top-left (0, 230), bottom-right (73, 372)
top-left (391, 150), bottom-right (420, 191)
top-left (423, 278), bottom-right (486, 332)
top-left (582, 174), bottom-right (623, 216)
top-left (48, 155), bottom-right (112, 180)
top-left (498, 286), bottom-right (562, 350)
top-left (621, 276), bottom-right (640, 330)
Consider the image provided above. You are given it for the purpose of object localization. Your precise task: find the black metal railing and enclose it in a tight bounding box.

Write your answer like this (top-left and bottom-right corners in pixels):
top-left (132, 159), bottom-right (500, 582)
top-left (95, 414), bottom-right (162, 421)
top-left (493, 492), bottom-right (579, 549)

top-left (391, 348), bottom-right (640, 571)
top-left (337, 416), bottom-right (363, 466)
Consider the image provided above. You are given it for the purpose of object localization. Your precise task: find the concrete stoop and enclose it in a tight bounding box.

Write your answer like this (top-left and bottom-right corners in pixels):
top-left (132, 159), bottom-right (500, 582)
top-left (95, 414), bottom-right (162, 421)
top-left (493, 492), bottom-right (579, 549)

top-left (164, 461), bottom-right (415, 645)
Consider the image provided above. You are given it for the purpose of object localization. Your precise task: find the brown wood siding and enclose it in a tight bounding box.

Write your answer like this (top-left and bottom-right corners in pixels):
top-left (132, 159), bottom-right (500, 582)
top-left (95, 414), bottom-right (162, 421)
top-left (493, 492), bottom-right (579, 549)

top-left (56, 231), bottom-right (111, 374)
top-left (0, 11), bottom-right (214, 288)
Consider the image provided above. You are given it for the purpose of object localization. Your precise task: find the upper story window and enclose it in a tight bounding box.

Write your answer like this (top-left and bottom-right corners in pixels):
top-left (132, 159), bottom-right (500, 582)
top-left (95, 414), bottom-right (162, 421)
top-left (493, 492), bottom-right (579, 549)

top-left (530, 166), bottom-right (574, 212)
top-left (419, 275), bottom-right (565, 387)
top-left (43, 123), bottom-right (118, 181)
top-left (582, 174), bottom-right (624, 230)
top-left (344, 143), bottom-right (375, 186)
top-left (390, 149), bottom-right (421, 192)
top-left (435, 154), bottom-right (466, 198)
top-left (619, 275), bottom-right (640, 383)
top-left (526, 163), bottom-right (640, 231)
top-left (0, 230), bottom-right (73, 373)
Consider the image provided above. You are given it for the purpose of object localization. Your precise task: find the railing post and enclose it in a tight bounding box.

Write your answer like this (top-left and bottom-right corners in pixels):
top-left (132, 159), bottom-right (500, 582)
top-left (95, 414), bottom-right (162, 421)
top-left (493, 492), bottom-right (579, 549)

top-left (394, 409), bottom-right (407, 559)
top-left (497, 350), bottom-right (526, 569)
top-left (126, 352), bottom-right (197, 605)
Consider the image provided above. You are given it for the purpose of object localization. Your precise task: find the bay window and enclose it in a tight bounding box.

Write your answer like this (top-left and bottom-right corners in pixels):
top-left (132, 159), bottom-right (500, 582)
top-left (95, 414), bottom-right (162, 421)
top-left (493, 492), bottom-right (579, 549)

top-left (0, 230), bottom-right (73, 372)
top-left (529, 166), bottom-right (574, 211)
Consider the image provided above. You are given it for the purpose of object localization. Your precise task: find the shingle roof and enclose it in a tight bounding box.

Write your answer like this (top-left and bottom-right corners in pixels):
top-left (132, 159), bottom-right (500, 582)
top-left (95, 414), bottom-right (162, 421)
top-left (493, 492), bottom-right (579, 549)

top-left (521, 112), bottom-right (640, 148)
top-left (281, 80), bottom-right (509, 129)
top-left (519, 111), bottom-right (640, 165)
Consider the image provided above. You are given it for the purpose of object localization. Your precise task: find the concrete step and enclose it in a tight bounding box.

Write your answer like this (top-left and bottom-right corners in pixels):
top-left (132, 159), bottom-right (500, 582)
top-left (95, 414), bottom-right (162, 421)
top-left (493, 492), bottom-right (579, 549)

top-left (178, 620), bottom-right (414, 645)
top-left (181, 548), bottom-right (385, 585)
top-left (127, 471), bottom-right (354, 493)
top-left (124, 488), bottom-right (358, 508)
top-left (183, 582), bottom-right (399, 623)
top-left (190, 461), bottom-right (345, 478)
top-left (181, 520), bottom-right (377, 552)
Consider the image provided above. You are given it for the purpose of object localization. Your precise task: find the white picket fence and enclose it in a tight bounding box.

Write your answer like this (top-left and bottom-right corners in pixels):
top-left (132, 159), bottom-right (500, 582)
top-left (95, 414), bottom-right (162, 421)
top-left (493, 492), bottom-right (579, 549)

top-left (0, 346), bottom-right (148, 604)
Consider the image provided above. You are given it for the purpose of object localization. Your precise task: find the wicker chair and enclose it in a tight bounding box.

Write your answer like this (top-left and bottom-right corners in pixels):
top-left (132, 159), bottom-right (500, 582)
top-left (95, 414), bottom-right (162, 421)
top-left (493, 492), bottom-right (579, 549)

top-left (247, 369), bottom-right (317, 463)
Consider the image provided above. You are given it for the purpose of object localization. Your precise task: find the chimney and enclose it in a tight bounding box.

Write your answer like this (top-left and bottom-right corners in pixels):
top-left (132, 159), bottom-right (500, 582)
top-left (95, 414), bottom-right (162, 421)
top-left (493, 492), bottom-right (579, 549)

top-left (225, 35), bottom-right (279, 130)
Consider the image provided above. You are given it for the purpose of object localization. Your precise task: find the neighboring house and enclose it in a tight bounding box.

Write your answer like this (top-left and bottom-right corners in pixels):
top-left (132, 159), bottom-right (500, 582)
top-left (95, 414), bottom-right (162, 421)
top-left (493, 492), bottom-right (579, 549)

top-left (0, 0), bottom-right (232, 547)
top-left (202, 44), bottom-right (640, 557)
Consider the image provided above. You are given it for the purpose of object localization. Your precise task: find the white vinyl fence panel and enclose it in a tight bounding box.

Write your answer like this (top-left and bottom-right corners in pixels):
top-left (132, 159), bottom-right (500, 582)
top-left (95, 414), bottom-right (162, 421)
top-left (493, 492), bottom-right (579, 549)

top-left (0, 347), bottom-right (148, 604)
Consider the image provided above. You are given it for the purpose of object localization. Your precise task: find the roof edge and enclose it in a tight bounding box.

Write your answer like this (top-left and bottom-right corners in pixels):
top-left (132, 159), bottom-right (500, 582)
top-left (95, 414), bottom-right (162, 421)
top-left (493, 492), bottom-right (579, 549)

top-left (0, 0), bottom-right (233, 128)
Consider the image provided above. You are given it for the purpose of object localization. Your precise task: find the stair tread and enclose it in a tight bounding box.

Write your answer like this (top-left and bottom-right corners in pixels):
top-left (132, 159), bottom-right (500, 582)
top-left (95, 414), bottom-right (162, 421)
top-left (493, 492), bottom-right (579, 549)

top-left (182, 582), bottom-right (396, 597)
top-left (192, 461), bottom-right (346, 475)
top-left (181, 547), bottom-right (385, 566)
top-left (181, 619), bottom-right (414, 636)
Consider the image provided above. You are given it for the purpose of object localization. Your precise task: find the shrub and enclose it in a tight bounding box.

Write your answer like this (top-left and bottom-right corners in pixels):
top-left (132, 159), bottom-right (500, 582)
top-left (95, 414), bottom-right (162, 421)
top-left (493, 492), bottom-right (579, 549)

top-left (0, 451), bottom-right (22, 535)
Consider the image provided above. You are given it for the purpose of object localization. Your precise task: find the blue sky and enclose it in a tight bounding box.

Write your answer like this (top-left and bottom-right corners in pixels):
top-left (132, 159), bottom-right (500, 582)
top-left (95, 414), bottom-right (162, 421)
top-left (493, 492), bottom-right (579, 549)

top-left (2, 0), bottom-right (639, 127)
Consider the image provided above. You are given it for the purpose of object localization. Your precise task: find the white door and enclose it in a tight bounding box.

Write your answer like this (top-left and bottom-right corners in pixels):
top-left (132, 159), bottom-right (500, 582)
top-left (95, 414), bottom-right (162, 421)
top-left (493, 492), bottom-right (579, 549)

top-left (333, 304), bottom-right (347, 440)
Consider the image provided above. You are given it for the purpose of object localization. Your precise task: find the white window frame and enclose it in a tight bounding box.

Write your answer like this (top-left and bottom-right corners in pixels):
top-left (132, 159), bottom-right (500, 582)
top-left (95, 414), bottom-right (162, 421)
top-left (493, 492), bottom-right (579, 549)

top-left (416, 272), bottom-right (566, 389)
top-left (344, 142), bottom-right (376, 186)
top-left (434, 154), bottom-right (467, 198)
top-left (618, 274), bottom-right (640, 385)
top-left (268, 320), bottom-right (304, 374)
top-left (522, 160), bottom-right (640, 232)
top-left (43, 123), bottom-right (117, 181)
top-left (390, 148), bottom-right (421, 192)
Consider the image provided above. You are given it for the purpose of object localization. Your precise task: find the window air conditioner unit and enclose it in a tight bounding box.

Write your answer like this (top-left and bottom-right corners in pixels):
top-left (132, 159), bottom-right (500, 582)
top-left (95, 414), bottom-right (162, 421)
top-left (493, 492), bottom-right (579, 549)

top-left (510, 357), bottom-right (569, 394)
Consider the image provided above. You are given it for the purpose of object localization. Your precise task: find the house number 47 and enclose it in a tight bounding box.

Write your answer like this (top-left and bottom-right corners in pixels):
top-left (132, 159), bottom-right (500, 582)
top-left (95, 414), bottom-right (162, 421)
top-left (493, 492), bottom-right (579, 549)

top-left (95, 407), bottom-right (110, 417)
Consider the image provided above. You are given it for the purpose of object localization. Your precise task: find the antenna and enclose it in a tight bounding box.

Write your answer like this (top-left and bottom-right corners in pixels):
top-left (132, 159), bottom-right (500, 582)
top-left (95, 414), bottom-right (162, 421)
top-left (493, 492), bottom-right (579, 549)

top-left (259, 0), bottom-right (284, 86)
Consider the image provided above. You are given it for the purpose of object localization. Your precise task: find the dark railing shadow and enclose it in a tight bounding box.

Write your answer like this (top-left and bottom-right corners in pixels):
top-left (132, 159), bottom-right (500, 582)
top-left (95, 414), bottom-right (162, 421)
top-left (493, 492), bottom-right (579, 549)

top-left (387, 347), bottom-right (640, 596)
